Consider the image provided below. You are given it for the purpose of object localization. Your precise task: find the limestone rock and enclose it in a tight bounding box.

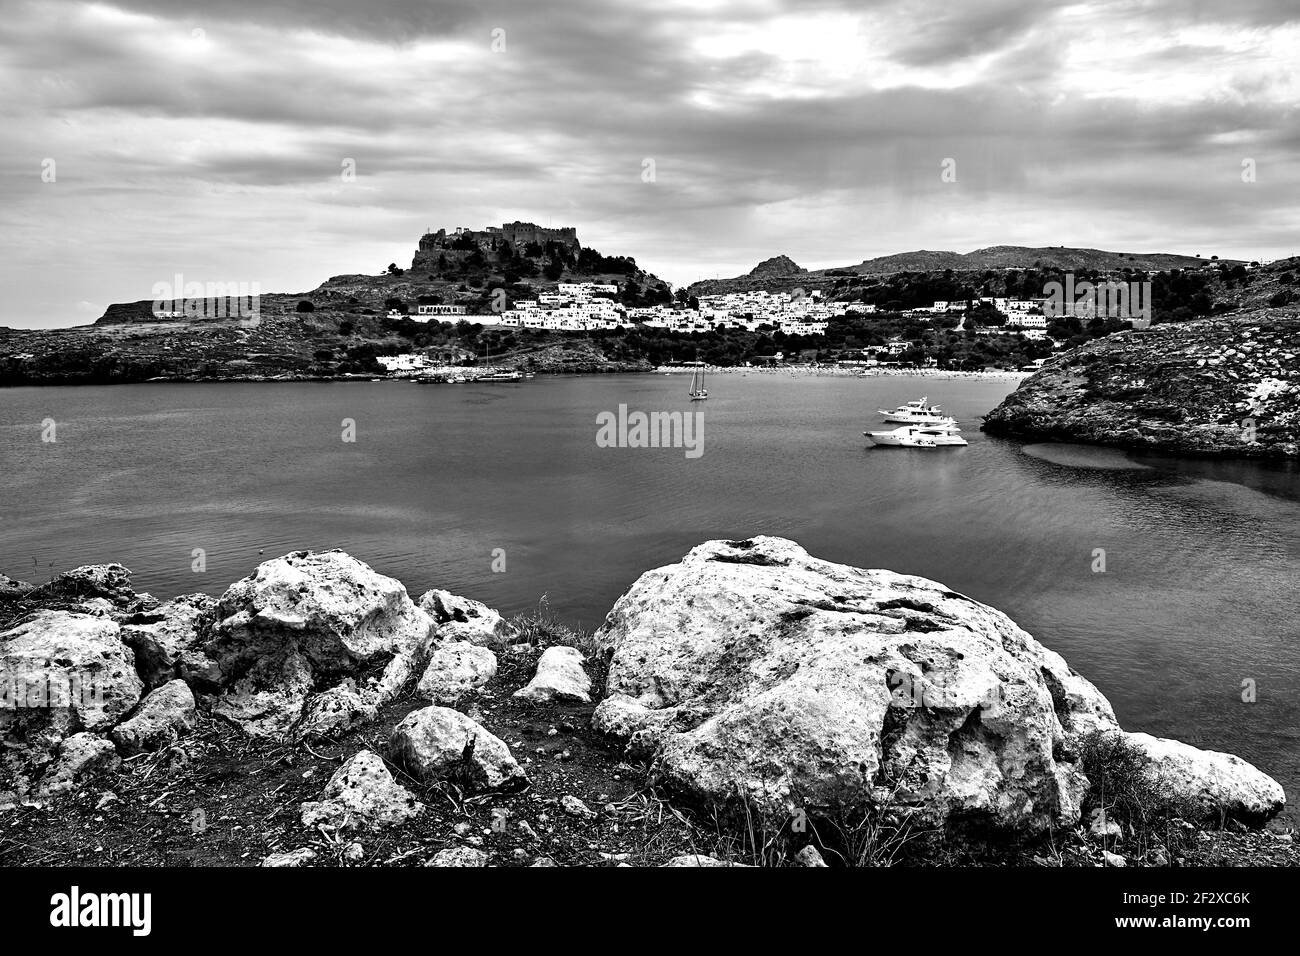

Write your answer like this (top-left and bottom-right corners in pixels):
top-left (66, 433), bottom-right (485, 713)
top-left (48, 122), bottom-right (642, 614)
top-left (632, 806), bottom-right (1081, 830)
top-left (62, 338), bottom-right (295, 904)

top-left (1087, 807), bottom-right (1122, 842)
top-left (300, 750), bottom-right (422, 830)
top-left (261, 847), bottom-right (317, 867)
top-left (662, 854), bottom-right (748, 867)
top-left (32, 564), bottom-right (136, 605)
top-left (1126, 732), bottom-right (1286, 824)
top-left (0, 611), bottom-right (143, 748)
top-left (37, 732), bottom-right (121, 796)
top-left (514, 646), bottom-right (591, 704)
top-left (560, 794), bottom-right (595, 819)
top-left (417, 589), bottom-right (505, 644)
top-left (119, 593), bottom-right (218, 690)
top-left (205, 550), bottom-right (434, 738)
top-left (387, 706), bottom-right (527, 791)
top-left (426, 846), bottom-right (489, 867)
top-left (595, 537), bottom-right (1285, 838)
top-left (294, 681), bottom-right (377, 741)
top-left (794, 845), bottom-right (828, 867)
top-left (110, 680), bottom-right (197, 755)
top-left (417, 641), bottom-right (498, 704)
top-left (595, 537), bottom-right (1122, 835)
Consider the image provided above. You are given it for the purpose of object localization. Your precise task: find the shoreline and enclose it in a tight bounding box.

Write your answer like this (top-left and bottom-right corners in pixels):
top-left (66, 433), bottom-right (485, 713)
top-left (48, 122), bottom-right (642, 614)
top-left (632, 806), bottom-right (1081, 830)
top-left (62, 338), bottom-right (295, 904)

top-left (655, 365), bottom-right (1032, 382)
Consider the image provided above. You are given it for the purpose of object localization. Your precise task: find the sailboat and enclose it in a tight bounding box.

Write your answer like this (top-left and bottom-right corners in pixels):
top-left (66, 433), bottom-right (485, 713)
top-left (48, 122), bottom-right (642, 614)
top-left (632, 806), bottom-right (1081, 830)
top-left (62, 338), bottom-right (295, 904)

top-left (688, 362), bottom-right (708, 401)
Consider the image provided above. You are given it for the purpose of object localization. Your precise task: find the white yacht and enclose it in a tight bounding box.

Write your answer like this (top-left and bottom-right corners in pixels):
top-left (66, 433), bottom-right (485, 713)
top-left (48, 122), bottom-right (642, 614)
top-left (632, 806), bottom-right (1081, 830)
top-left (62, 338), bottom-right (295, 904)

top-left (877, 396), bottom-right (948, 423)
top-left (866, 421), bottom-right (968, 447)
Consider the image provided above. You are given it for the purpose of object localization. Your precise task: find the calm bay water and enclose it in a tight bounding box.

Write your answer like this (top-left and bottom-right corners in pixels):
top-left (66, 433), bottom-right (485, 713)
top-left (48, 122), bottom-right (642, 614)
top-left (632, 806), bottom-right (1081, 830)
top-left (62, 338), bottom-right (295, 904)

top-left (2, 375), bottom-right (1298, 817)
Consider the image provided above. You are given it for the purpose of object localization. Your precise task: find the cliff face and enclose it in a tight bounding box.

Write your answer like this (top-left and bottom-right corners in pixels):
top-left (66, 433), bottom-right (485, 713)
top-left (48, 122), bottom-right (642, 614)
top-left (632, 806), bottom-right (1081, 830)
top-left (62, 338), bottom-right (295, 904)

top-left (982, 310), bottom-right (1300, 458)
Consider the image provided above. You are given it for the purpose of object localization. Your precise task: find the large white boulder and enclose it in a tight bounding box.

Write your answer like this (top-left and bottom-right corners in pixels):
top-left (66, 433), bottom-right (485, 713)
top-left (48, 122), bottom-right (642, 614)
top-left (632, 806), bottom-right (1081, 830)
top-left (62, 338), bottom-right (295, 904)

top-left (204, 551), bottom-right (434, 738)
top-left (387, 705), bottom-right (527, 791)
top-left (595, 537), bottom-right (1121, 836)
top-left (595, 538), bottom-right (1285, 836)
top-left (0, 611), bottom-right (143, 748)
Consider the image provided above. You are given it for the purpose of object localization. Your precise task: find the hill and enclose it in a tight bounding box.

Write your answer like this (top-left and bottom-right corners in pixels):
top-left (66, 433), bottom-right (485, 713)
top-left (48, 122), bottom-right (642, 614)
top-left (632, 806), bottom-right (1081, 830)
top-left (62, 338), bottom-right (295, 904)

top-left (686, 245), bottom-right (1248, 298)
top-left (0, 224), bottom-right (674, 384)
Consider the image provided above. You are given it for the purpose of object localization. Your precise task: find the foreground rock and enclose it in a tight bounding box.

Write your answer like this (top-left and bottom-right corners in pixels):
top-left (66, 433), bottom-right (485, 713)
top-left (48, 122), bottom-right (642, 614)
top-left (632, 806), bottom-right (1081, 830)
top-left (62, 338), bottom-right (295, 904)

top-left (300, 750), bottom-right (422, 830)
top-left (205, 550), bottom-right (434, 738)
top-left (594, 537), bottom-right (1283, 836)
top-left (110, 680), bottom-right (196, 755)
top-left (37, 733), bottom-right (121, 796)
top-left (982, 312), bottom-right (1300, 458)
top-left (387, 706), bottom-right (527, 791)
top-left (417, 641), bottom-right (498, 703)
top-left (417, 590), bottom-right (506, 644)
top-left (426, 846), bottom-right (489, 867)
top-left (119, 594), bottom-right (219, 690)
top-left (514, 646), bottom-right (592, 703)
top-left (0, 611), bottom-right (143, 749)
top-left (261, 847), bottom-right (317, 867)
top-left (1127, 732), bottom-right (1286, 824)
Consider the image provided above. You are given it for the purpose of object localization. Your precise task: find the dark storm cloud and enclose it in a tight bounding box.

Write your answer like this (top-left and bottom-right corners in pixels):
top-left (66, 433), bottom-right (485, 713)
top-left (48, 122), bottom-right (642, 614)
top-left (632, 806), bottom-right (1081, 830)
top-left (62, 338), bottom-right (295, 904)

top-left (0, 0), bottom-right (1296, 327)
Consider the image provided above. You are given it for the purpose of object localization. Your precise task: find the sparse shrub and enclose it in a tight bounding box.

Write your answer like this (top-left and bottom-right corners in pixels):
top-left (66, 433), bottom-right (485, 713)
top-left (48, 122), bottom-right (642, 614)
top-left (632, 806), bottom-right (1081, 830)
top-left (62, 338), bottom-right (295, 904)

top-left (1078, 730), bottom-right (1201, 860)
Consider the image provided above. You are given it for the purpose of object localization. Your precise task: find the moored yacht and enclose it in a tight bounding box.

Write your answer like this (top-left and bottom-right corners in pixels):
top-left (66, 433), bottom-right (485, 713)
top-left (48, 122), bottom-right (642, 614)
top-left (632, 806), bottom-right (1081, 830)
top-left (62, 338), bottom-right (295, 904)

top-left (866, 421), bottom-right (968, 447)
top-left (878, 396), bottom-right (948, 423)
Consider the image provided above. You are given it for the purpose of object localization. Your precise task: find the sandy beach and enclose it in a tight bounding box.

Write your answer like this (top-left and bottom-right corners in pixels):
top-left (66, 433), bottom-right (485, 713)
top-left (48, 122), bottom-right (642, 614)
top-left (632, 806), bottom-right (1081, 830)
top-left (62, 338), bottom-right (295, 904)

top-left (654, 365), bottom-right (1032, 382)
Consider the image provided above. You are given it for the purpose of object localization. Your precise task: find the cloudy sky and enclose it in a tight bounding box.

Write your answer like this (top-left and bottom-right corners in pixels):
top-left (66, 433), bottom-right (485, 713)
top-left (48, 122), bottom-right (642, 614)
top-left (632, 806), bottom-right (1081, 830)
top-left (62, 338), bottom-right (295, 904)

top-left (1, 0), bottom-right (1297, 328)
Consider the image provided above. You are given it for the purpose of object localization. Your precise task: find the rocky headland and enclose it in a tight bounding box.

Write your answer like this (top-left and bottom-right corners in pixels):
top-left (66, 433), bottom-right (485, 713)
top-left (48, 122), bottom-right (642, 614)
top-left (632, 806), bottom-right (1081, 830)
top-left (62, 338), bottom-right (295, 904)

top-left (982, 310), bottom-right (1300, 458)
top-left (0, 538), bottom-right (1290, 867)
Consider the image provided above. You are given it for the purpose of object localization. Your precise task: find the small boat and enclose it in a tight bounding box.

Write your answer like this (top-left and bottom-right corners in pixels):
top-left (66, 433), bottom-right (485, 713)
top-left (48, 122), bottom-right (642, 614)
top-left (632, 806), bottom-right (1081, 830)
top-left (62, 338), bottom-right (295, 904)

top-left (688, 363), bottom-right (708, 401)
top-left (480, 370), bottom-right (523, 382)
top-left (878, 396), bottom-right (947, 423)
top-left (866, 422), bottom-right (968, 447)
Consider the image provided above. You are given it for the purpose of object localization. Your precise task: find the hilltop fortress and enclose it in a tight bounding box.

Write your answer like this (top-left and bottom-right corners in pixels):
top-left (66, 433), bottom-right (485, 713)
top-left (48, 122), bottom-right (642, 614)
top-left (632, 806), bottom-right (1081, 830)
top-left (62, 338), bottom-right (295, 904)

top-left (412, 221), bottom-right (580, 273)
top-left (418, 221), bottom-right (579, 254)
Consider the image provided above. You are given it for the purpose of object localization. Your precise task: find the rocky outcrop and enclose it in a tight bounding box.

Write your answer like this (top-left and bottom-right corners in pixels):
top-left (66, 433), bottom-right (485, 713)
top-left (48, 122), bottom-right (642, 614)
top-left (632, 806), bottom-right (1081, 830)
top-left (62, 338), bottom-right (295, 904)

top-left (204, 550), bottom-right (434, 738)
top-left (748, 255), bottom-right (806, 279)
top-left (514, 646), bottom-right (591, 703)
top-left (593, 537), bottom-right (1282, 836)
top-left (982, 312), bottom-right (1300, 458)
top-left (387, 706), bottom-right (527, 791)
top-left (300, 750), bottom-right (422, 830)
top-left (27, 564), bottom-right (137, 605)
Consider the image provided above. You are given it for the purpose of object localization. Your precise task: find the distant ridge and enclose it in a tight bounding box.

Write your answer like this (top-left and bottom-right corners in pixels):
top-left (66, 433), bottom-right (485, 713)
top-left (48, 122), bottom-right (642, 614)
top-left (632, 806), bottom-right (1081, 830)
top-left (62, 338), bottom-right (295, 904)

top-left (687, 245), bottom-right (1244, 297)
top-left (851, 245), bottom-right (1231, 274)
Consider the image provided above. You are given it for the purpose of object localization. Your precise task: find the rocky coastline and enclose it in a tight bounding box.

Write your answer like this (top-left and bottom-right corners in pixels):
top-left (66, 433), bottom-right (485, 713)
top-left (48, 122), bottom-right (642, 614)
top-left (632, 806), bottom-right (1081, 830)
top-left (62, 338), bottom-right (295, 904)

top-left (982, 310), bottom-right (1300, 458)
top-left (0, 539), bottom-right (1290, 867)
